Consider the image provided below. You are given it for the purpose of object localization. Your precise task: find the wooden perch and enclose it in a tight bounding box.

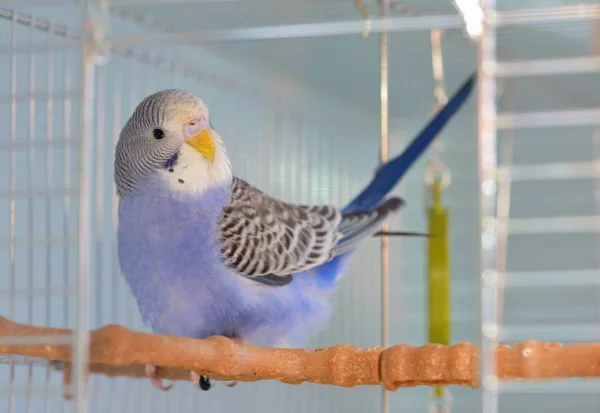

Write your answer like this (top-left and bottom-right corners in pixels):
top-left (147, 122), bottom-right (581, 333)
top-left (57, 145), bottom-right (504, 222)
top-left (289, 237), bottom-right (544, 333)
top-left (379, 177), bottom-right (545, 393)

top-left (1, 317), bottom-right (600, 393)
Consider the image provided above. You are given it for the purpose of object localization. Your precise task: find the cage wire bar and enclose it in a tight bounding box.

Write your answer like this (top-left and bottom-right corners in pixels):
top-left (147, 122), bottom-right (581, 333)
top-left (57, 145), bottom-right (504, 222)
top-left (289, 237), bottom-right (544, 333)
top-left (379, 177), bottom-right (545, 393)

top-left (378, 2), bottom-right (390, 413)
top-left (73, 1), bottom-right (105, 411)
top-left (479, 0), bottom-right (600, 410)
top-left (478, 1), bottom-right (499, 413)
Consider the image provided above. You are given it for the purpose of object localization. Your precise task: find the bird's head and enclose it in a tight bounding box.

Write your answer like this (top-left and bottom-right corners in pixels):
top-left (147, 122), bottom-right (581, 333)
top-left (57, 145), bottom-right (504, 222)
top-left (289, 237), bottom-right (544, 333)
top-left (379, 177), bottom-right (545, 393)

top-left (114, 89), bottom-right (232, 198)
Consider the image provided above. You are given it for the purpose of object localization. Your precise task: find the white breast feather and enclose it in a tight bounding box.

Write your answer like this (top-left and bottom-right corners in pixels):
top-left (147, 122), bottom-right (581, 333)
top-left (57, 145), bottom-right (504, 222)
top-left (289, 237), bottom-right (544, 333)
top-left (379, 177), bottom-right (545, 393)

top-left (157, 142), bottom-right (232, 196)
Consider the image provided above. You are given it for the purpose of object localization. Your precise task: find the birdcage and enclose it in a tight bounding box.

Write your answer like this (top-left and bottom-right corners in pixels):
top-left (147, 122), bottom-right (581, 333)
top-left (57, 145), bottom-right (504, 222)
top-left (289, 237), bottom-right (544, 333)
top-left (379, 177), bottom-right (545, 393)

top-left (0, 1), bottom-right (599, 413)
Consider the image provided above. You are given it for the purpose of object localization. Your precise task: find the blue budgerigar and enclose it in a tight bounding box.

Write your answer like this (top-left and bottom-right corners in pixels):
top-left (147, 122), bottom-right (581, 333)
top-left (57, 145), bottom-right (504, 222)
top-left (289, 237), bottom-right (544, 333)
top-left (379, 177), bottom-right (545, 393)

top-left (115, 74), bottom-right (475, 391)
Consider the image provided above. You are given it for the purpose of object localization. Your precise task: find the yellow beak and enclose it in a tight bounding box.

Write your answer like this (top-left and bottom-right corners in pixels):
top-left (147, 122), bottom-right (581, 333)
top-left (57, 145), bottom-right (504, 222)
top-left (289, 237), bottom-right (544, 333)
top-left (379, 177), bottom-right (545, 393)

top-left (185, 128), bottom-right (215, 163)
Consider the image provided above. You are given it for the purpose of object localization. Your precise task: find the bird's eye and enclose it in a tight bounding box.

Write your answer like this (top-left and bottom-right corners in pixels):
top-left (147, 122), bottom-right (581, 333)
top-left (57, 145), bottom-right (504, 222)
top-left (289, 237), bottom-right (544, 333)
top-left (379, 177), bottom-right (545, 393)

top-left (153, 128), bottom-right (165, 140)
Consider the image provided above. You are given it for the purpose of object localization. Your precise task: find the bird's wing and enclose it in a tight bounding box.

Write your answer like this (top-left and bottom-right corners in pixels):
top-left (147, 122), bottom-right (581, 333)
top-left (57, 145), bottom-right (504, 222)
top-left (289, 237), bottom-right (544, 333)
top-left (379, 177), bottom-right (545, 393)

top-left (219, 178), bottom-right (342, 283)
top-left (219, 178), bottom-right (404, 286)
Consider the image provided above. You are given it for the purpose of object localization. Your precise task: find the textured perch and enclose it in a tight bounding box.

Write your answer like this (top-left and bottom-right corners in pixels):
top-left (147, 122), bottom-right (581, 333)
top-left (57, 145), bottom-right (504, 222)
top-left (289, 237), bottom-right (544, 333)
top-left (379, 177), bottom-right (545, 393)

top-left (0, 316), bottom-right (473, 389)
top-left (1, 317), bottom-right (600, 391)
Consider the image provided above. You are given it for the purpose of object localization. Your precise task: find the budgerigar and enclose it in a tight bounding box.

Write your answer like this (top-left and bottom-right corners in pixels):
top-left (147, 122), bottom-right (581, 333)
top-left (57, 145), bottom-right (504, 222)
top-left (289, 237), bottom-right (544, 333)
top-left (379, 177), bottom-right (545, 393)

top-left (115, 74), bottom-right (475, 391)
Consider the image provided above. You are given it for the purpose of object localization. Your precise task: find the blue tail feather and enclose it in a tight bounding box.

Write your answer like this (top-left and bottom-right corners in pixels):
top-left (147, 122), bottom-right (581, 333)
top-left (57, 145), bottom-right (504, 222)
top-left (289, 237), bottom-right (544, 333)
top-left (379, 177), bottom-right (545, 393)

top-left (342, 72), bottom-right (476, 214)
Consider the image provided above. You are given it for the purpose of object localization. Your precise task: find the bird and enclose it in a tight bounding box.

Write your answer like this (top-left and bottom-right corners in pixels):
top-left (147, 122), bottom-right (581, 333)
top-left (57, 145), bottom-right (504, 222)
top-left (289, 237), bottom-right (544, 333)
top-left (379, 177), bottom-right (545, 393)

top-left (114, 74), bottom-right (475, 391)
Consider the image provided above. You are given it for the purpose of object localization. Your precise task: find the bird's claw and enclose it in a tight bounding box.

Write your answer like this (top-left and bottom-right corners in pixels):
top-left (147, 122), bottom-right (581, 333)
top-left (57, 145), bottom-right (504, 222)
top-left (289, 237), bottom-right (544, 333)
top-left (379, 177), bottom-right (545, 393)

top-left (145, 364), bottom-right (174, 391)
top-left (189, 372), bottom-right (238, 390)
top-left (190, 371), bottom-right (213, 391)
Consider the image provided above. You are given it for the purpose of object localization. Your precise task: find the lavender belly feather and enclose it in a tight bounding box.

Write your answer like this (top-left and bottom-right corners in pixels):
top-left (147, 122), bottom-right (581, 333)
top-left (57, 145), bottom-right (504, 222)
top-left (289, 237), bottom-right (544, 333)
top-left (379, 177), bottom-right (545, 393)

top-left (117, 175), bottom-right (348, 347)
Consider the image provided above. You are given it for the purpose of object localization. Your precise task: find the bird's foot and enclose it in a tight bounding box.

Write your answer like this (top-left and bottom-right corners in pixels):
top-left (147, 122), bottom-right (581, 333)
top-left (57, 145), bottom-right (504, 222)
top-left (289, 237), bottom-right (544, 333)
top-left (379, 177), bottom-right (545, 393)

top-left (189, 372), bottom-right (238, 390)
top-left (189, 337), bottom-right (242, 390)
top-left (190, 371), bottom-right (213, 391)
top-left (145, 364), bottom-right (174, 391)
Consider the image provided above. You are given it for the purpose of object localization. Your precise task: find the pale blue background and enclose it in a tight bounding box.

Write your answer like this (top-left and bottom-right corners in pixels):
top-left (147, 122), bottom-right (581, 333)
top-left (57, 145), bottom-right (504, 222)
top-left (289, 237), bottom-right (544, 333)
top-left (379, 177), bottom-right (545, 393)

top-left (1, 1), bottom-right (600, 412)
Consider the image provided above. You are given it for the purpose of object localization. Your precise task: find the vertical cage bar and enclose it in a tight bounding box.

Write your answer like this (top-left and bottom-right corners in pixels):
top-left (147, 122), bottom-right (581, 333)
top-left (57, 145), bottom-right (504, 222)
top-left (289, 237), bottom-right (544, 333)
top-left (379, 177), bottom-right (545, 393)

top-left (62, 36), bottom-right (72, 334)
top-left (43, 19), bottom-right (55, 413)
top-left (109, 54), bottom-right (122, 413)
top-left (94, 64), bottom-right (105, 331)
top-left (595, 127), bottom-right (600, 323)
top-left (478, 1), bottom-right (500, 413)
top-left (72, 2), bottom-right (97, 412)
top-left (91, 61), bottom-right (105, 413)
top-left (8, 13), bottom-right (17, 413)
top-left (25, 16), bottom-right (37, 413)
top-left (494, 83), bottom-right (514, 331)
top-left (379, 0), bottom-right (390, 413)
top-left (61, 24), bottom-right (73, 413)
